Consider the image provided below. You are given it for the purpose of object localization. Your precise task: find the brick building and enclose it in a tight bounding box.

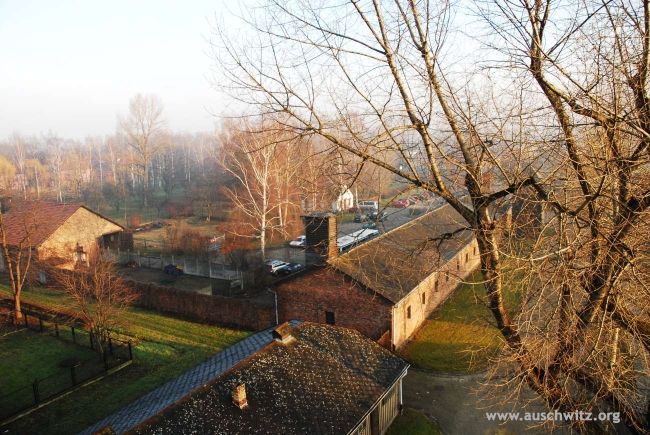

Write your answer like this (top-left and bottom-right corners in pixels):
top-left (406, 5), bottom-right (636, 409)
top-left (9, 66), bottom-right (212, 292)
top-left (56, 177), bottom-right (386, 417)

top-left (0, 201), bottom-right (129, 272)
top-left (276, 204), bottom-right (484, 349)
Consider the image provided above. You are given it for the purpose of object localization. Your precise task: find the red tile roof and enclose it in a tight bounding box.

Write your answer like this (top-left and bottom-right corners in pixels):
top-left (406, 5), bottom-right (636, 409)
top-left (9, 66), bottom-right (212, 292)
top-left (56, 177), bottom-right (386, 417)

top-left (0, 202), bottom-right (97, 247)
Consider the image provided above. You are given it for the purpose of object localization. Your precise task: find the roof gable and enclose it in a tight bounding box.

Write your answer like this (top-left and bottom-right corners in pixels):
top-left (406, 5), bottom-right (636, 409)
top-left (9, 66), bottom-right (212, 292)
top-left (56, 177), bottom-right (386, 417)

top-left (0, 202), bottom-right (124, 247)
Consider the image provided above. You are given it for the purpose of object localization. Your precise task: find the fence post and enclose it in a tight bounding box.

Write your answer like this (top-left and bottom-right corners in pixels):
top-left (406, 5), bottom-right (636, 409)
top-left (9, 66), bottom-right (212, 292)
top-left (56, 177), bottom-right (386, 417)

top-left (128, 340), bottom-right (133, 360)
top-left (70, 366), bottom-right (77, 385)
top-left (71, 326), bottom-right (76, 343)
top-left (55, 322), bottom-right (59, 337)
top-left (38, 316), bottom-right (44, 333)
top-left (24, 313), bottom-right (28, 328)
top-left (108, 337), bottom-right (113, 355)
top-left (89, 332), bottom-right (94, 350)
top-left (32, 380), bottom-right (39, 404)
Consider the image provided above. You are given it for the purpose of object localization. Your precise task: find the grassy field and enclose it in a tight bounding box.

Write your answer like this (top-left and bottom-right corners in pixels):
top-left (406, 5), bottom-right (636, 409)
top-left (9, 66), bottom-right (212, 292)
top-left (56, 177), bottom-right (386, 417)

top-left (0, 285), bottom-right (250, 435)
top-left (388, 408), bottom-right (441, 435)
top-left (400, 270), bottom-right (521, 373)
top-left (0, 329), bottom-right (98, 392)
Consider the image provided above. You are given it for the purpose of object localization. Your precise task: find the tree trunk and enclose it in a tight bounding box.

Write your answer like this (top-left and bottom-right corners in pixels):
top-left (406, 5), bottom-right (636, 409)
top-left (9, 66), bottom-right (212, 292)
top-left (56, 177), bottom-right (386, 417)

top-left (143, 158), bottom-right (149, 208)
top-left (14, 291), bottom-right (23, 323)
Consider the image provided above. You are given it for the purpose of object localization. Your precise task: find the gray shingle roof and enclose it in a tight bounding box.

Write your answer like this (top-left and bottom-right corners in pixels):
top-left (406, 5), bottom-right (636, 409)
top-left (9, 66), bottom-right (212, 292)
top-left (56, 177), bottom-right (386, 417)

top-left (132, 323), bottom-right (408, 435)
top-left (329, 204), bottom-right (473, 303)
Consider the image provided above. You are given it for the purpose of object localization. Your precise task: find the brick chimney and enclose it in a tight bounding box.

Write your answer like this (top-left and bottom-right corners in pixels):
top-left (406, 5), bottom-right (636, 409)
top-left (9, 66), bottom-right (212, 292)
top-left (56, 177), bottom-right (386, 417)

top-left (232, 383), bottom-right (248, 410)
top-left (272, 322), bottom-right (294, 344)
top-left (302, 212), bottom-right (338, 266)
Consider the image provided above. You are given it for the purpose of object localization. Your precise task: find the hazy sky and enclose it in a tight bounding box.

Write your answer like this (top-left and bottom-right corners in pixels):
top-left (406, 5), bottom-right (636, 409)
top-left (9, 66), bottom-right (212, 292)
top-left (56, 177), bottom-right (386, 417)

top-left (0, 0), bottom-right (239, 139)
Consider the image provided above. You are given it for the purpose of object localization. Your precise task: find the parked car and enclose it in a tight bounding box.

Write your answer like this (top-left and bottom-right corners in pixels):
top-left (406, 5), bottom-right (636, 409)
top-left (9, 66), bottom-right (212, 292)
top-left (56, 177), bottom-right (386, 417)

top-left (265, 259), bottom-right (290, 275)
top-left (276, 262), bottom-right (305, 276)
top-left (391, 199), bottom-right (409, 208)
top-left (289, 235), bottom-right (306, 248)
top-left (362, 221), bottom-right (377, 230)
top-left (163, 264), bottom-right (184, 276)
top-left (353, 213), bottom-right (368, 223)
top-left (368, 211), bottom-right (387, 221)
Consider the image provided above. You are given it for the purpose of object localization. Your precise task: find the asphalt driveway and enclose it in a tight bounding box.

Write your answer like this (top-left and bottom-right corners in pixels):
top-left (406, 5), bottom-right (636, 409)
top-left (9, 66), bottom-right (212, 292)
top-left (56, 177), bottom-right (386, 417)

top-left (402, 368), bottom-right (571, 435)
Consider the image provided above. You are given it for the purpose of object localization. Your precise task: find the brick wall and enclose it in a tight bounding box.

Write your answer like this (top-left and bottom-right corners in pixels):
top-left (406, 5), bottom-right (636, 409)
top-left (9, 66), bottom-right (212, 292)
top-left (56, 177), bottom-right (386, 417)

top-left (128, 280), bottom-right (274, 331)
top-left (275, 267), bottom-right (393, 340)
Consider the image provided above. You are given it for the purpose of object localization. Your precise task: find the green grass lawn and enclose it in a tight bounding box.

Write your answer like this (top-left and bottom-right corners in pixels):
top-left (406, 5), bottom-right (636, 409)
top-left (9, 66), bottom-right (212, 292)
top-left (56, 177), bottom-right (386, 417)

top-left (388, 408), bottom-right (441, 435)
top-left (0, 328), bottom-right (107, 419)
top-left (401, 270), bottom-right (521, 373)
top-left (0, 285), bottom-right (250, 435)
top-left (0, 329), bottom-right (97, 392)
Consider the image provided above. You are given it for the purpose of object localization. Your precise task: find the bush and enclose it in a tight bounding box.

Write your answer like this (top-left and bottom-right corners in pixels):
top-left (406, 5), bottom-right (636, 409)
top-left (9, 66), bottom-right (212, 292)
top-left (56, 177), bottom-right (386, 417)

top-left (163, 221), bottom-right (211, 255)
top-left (163, 199), bottom-right (194, 218)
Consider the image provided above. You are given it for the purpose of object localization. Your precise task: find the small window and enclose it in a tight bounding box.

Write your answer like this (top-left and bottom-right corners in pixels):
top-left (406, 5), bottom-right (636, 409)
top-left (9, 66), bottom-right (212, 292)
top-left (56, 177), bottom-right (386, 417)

top-left (74, 245), bottom-right (87, 264)
top-left (325, 311), bottom-right (335, 325)
top-left (473, 247), bottom-right (477, 255)
top-left (421, 293), bottom-right (426, 304)
top-left (406, 306), bottom-right (411, 319)
top-left (465, 253), bottom-right (469, 263)
top-left (457, 260), bottom-right (460, 270)
top-left (435, 280), bottom-right (439, 292)
top-left (446, 274), bottom-right (449, 282)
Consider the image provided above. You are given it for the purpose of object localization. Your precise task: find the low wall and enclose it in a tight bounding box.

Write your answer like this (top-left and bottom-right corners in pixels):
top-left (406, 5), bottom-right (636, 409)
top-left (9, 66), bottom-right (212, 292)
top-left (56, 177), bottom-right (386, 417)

top-left (126, 280), bottom-right (274, 331)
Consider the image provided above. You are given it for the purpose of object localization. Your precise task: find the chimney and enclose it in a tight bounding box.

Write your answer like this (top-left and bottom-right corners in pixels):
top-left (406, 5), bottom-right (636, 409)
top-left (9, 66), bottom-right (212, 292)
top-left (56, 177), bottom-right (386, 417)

top-left (232, 383), bottom-right (248, 410)
top-left (272, 322), bottom-right (294, 344)
top-left (302, 212), bottom-right (338, 266)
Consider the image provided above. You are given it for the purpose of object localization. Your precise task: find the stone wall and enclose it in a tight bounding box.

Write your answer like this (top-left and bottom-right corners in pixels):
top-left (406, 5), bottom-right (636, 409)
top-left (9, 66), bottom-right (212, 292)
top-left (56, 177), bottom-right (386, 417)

top-left (39, 207), bottom-right (123, 270)
top-left (275, 267), bottom-right (393, 340)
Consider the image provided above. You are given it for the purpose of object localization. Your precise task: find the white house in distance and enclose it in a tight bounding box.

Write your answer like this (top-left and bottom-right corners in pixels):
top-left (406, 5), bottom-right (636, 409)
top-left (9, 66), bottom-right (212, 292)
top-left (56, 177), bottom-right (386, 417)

top-left (331, 185), bottom-right (354, 212)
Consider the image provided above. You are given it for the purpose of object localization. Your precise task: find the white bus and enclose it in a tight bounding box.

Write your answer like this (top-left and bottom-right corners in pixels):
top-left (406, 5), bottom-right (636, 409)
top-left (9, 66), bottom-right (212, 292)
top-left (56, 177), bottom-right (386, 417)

top-left (358, 200), bottom-right (379, 211)
top-left (337, 228), bottom-right (379, 252)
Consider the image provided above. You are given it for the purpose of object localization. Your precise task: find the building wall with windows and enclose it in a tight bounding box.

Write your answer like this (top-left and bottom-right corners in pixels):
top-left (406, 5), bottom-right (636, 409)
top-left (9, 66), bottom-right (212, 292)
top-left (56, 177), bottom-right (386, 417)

top-left (391, 239), bottom-right (481, 347)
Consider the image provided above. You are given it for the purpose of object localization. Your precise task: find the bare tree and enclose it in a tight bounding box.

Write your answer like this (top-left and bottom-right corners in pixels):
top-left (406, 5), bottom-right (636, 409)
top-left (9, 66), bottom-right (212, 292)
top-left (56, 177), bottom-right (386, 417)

top-left (215, 1), bottom-right (650, 432)
top-left (10, 133), bottom-right (28, 200)
top-left (120, 93), bottom-right (165, 207)
top-left (219, 122), bottom-right (292, 259)
top-left (44, 131), bottom-right (64, 202)
top-left (0, 208), bottom-right (34, 323)
top-left (0, 155), bottom-right (16, 191)
top-left (52, 253), bottom-right (135, 354)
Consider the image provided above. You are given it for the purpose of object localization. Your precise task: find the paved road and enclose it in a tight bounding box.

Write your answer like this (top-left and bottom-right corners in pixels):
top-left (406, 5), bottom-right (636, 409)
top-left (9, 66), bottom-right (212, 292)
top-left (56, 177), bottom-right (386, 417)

top-left (267, 200), bottom-right (446, 264)
top-left (403, 368), bottom-right (630, 435)
top-left (402, 368), bottom-right (571, 435)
